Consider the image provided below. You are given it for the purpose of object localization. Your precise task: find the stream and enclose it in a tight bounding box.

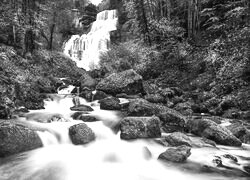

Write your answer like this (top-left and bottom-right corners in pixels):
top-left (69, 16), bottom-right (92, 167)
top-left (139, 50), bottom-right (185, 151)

top-left (0, 87), bottom-right (249, 180)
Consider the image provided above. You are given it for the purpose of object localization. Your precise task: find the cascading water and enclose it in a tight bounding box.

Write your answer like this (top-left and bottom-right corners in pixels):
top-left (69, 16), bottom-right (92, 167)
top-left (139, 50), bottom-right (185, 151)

top-left (0, 86), bottom-right (250, 180)
top-left (63, 10), bottom-right (118, 70)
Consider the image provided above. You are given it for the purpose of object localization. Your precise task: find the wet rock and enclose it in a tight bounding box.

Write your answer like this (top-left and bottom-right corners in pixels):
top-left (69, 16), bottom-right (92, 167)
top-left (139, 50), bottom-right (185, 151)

top-left (213, 154), bottom-right (239, 169)
top-left (227, 123), bottom-right (250, 144)
top-left (120, 116), bottom-right (161, 140)
top-left (79, 89), bottom-right (93, 102)
top-left (127, 98), bottom-right (169, 116)
top-left (93, 91), bottom-right (109, 101)
top-left (158, 110), bottom-right (187, 133)
top-left (70, 104), bottom-right (94, 112)
top-left (226, 123), bottom-right (247, 139)
top-left (186, 118), bottom-right (242, 146)
top-left (158, 145), bottom-right (191, 163)
top-left (72, 112), bottom-right (99, 122)
top-left (99, 97), bottom-right (121, 110)
top-left (69, 123), bottom-right (95, 145)
top-left (78, 115), bottom-right (99, 122)
top-left (71, 111), bottom-right (90, 119)
top-left (145, 93), bottom-right (165, 103)
top-left (0, 121), bottom-right (43, 157)
top-left (96, 69), bottom-right (143, 96)
top-left (164, 132), bottom-right (192, 147)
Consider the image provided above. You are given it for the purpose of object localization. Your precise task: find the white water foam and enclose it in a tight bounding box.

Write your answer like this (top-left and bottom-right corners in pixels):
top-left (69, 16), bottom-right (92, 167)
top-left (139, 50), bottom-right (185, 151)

top-left (63, 9), bottom-right (118, 70)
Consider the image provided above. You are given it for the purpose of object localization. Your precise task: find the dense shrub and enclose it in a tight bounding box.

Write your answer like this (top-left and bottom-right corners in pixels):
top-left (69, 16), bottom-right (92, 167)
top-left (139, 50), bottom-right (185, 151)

top-left (99, 40), bottom-right (190, 80)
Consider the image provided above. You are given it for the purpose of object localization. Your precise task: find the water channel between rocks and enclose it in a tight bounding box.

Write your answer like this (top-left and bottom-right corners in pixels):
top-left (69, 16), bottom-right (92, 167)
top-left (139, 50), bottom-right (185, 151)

top-left (0, 88), bottom-right (250, 180)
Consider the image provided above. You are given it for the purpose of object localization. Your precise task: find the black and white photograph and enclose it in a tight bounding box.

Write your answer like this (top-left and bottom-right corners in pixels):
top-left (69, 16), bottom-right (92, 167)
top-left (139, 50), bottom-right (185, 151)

top-left (0, 0), bottom-right (250, 179)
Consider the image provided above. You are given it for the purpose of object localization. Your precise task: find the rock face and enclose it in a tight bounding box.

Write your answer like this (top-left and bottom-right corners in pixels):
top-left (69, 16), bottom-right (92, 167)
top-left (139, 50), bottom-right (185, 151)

top-left (96, 69), bottom-right (143, 95)
top-left (69, 123), bottom-right (95, 145)
top-left (70, 104), bottom-right (94, 112)
top-left (0, 121), bottom-right (43, 157)
top-left (164, 132), bottom-right (192, 147)
top-left (120, 116), bottom-right (161, 140)
top-left (158, 110), bottom-right (187, 133)
top-left (158, 145), bottom-right (191, 163)
top-left (99, 97), bottom-right (121, 110)
top-left (186, 118), bottom-right (242, 146)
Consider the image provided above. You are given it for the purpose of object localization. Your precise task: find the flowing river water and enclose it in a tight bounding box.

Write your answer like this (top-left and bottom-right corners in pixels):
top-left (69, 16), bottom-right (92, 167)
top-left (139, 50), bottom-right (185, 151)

top-left (0, 87), bottom-right (249, 180)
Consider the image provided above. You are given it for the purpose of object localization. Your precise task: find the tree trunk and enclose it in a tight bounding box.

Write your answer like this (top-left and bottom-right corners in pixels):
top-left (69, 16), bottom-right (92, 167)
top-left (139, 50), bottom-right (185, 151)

top-left (49, 24), bottom-right (55, 50)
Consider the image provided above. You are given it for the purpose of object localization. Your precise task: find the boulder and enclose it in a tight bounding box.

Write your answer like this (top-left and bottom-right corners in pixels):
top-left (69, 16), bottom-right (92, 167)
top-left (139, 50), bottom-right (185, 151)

top-left (79, 89), bottom-right (93, 102)
top-left (69, 123), bottom-right (95, 145)
top-left (226, 123), bottom-right (250, 144)
top-left (99, 97), bottom-right (121, 110)
top-left (71, 111), bottom-right (90, 119)
top-left (79, 73), bottom-right (96, 89)
top-left (127, 98), bottom-right (169, 116)
top-left (0, 121), bottom-right (43, 157)
top-left (96, 69), bottom-right (143, 95)
top-left (120, 116), bottom-right (161, 140)
top-left (174, 101), bottom-right (193, 116)
top-left (164, 132), bottom-right (192, 147)
top-left (70, 104), bottom-right (93, 112)
top-left (71, 112), bottom-right (99, 122)
top-left (78, 115), bottom-right (99, 122)
top-left (158, 145), bottom-right (191, 163)
top-left (145, 93), bottom-right (165, 103)
top-left (158, 110), bottom-right (187, 133)
top-left (186, 118), bottom-right (242, 146)
top-left (226, 123), bottom-right (247, 139)
top-left (93, 91), bottom-right (109, 101)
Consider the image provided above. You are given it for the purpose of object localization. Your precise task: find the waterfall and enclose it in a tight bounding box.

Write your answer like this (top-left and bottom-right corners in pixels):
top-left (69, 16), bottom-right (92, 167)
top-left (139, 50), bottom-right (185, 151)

top-left (63, 9), bottom-right (118, 71)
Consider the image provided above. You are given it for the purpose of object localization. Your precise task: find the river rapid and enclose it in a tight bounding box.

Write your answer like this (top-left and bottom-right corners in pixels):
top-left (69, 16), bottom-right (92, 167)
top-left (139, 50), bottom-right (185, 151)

top-left (0, 89), bottom-right (249, 180)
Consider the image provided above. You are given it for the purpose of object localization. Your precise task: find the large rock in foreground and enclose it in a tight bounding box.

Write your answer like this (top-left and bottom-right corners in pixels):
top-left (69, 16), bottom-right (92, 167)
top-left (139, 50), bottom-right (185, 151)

top-left (158, 145), bottom-right (191, 163)
top-left (0, 121), bottom-right (43, 157)
top-left (69, 123), bottom-right (95, 145)
top-left (186, 118), bottom-right (242, 146)
top-left (96, 69), bottom-right (143, 95)
top-left (120, 116), bottom-right (161, 140)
